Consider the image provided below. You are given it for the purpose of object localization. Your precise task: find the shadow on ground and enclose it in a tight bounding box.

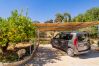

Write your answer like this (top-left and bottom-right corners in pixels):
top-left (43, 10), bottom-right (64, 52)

top-left (78, 45), bottom-right (99, 59)
top-left (78, 50), bottom-right (99, 59)
top-left (25, 46), bottom-right (66, 66)
top-left (22, 45), bottom-right (99, 66)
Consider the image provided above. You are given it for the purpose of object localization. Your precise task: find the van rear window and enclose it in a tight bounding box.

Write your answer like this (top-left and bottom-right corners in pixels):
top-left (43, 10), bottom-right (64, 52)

top-left (77, 34), bottom-right (85, 41)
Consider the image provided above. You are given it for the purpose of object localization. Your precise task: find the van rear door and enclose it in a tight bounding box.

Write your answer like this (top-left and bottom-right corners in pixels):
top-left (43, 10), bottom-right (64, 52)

top-left (77, 34), bottom-right (88, 51)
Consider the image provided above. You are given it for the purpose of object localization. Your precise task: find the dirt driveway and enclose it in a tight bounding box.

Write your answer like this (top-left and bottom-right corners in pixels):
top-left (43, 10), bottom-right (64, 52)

top-left (25, 44), bottom-right (99, 66)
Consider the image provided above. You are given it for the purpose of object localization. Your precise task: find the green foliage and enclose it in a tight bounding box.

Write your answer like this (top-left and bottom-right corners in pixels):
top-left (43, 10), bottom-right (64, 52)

top-left (73, 7), bottom-right (99, 22)
top-left (54, 13), bottom-right (64, 23)
top-left (84, 7), bottom-right (99, 21)
top-left (0, 10), bottom-right (36, 48)
top-left (90, 26), bottom-right (98, 38)
top-left (63, 13), bottom-right (71, 22)
top-left (0, 18), bottom-right (9, 46)
top-left (54, 12), bottom-right (71, 23)
top-left (73, 14), bottom-right (85, 22)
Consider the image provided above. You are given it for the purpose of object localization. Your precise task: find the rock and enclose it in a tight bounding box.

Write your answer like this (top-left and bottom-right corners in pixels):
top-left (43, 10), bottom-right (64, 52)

top-left (17, 49), bottom-right (26, 59)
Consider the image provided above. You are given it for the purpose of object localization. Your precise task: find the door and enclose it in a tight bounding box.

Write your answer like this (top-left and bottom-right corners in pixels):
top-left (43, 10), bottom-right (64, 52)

top-left (59, 33), bottom-right (72, 50)
top-left (77, 34), bottom-right (88, 51)
top-left (52, 34), bottom-right (61, 48)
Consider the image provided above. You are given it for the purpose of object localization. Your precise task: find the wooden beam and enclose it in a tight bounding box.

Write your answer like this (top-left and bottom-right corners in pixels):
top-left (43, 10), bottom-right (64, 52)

top-left (33, 22), bottom-right (99, 31)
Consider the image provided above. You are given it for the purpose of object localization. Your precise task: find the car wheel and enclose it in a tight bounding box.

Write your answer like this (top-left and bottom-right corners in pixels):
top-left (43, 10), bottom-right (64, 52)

top-left (67, 48), bottom-right (74, 57)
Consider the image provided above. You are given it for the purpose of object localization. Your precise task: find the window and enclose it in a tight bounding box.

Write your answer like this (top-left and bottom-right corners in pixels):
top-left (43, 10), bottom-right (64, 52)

top-left (61, 34), bottom-right (73, 40)
top-left (77, 34), bottom-right (85, 41)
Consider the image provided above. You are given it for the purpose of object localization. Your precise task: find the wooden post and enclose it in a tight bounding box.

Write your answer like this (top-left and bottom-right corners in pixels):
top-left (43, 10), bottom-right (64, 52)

top-left (30, 43), bottom-right (32, 55)
top-left (37, 29), bottom-right (40, 43)
top-left (29, 29), bottom-right (40, 59)
top-left (98, 25), bottom-right (99, 38)
top-left (36, 29), bottom-right (40, 45)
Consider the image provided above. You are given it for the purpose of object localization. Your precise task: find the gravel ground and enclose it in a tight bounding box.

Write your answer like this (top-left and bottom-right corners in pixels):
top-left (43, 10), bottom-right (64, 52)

top-left (24, 44), bottom-right (99, 66)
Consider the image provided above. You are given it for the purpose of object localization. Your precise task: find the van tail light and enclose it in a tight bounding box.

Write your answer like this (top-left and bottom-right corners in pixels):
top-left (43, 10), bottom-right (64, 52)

top-left (73, 37), bottom-right (78, 47)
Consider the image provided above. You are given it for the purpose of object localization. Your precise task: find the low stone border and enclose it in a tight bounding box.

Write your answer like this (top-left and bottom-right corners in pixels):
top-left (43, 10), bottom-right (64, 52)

top-left (1, 42), bottom-right (39, 66)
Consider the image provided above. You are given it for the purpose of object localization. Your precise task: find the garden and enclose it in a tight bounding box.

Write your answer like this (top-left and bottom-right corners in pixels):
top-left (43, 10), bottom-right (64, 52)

top-left (0, 7), bottom-right (99, 63)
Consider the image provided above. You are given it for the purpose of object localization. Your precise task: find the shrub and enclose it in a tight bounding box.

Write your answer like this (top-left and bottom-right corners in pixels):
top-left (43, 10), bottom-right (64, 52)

top-left (0, 10), bottom-right (36, 52)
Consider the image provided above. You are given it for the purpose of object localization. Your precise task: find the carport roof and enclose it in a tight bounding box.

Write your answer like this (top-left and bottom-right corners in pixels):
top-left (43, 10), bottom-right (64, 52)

top-left (33, 22), bottom-right (99, 31)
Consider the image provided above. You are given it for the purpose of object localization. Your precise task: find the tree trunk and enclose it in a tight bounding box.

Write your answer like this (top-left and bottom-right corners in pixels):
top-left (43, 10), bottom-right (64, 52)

top-left (2, 40), bottom-right (9, 53)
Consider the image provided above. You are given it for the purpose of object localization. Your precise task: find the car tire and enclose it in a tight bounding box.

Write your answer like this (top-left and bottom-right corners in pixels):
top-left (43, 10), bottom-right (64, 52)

top-left (67, 48), bottom-right (74, 57)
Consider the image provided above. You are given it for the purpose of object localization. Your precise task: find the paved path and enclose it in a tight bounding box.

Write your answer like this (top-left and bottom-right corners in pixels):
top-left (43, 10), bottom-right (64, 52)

top-left (25, 44), bottom-right (99, 66)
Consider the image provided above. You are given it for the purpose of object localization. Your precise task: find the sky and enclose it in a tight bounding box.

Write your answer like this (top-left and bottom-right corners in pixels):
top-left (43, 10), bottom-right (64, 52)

top-left (0, 0), bottom-right (99, 22)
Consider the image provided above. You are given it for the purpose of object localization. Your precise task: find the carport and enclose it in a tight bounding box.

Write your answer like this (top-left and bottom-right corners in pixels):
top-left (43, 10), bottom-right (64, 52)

top-left (32, 21), bottom-right (99, 59)
top-left (33, 22), bottom-right (99, 41)
top-left (32, 22), bottom-right (99, 66)
top-left (32, 22), bottom-right (99, 50)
